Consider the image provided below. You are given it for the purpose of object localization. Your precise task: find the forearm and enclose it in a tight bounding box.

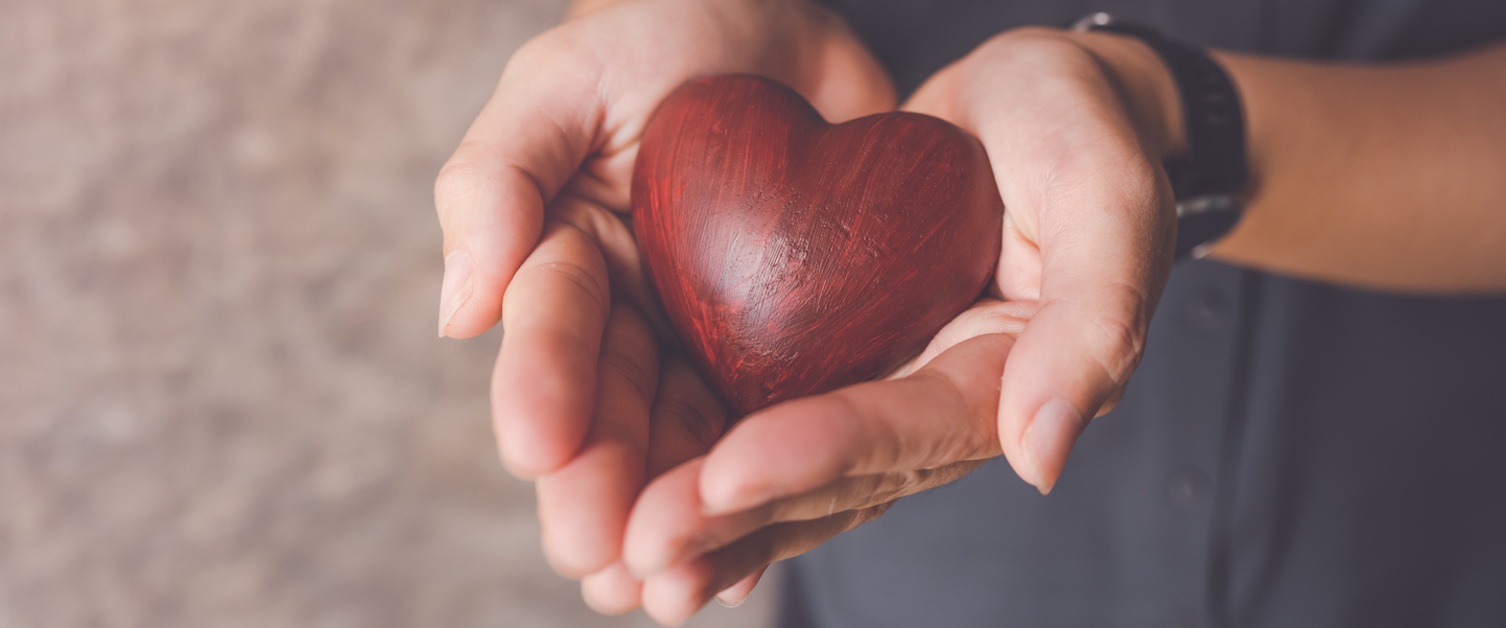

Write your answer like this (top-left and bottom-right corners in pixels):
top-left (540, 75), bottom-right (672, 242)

top-left (1213, 44), bottom-right (1506, 293)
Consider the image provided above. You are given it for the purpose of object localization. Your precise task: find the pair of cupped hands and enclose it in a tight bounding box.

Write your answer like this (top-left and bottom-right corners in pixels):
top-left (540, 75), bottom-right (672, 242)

top-left (435, 0), bottom-right (1183, 624)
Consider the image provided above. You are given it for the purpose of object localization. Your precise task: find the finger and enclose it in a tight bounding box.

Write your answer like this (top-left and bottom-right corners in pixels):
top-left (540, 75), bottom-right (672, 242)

top-left (535, 304), bottom-right (657, 575)
top-left (581, 561), bottom-right (643, 616)
top-left (699, 331), bottom-right (1017, 516)
top-left (619, 360), bottom-right (728, 577)
top-left (1099, 385), bottom-right (1128, 417)
top-left (624, 458), bottom-right (713, 578)
top-left (640, 505), bottom-right (889, 627)
top-left (435, 36), bottom-right (604, 338)
top-left (889, 298), bottom-right (1037, 378)
top-left (548, 193), bottom-right (671, 337)
top-left (799, 3), bottom-right (898, 122)
top-left (627, 457), bottom-right (978, 578)
top-left (647, 358), bottom-right (729, 478)
top-left (491, 223), bottom-right (612, 477)
top-left (714, 566), bottom-right (766, 608)
top-left (638, 303), bottom-right (1028, 573)
top-left (755, 463), bottom-right (981, 524)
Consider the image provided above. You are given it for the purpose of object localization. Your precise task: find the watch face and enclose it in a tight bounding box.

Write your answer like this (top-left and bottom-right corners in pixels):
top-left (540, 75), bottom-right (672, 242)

top-left (1176, 194), bottom-right (1245, 260)
top-left (1071, 12), bottom-right (1116, 32)
top-left (1175, 193), bottom-right (1244, 220)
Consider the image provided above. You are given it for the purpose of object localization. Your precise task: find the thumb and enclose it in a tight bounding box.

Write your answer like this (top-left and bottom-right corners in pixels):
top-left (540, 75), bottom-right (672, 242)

top-left (994, 143), bottom-right (1174, 494)
top-left (434, 39), bottom-right (602, 338)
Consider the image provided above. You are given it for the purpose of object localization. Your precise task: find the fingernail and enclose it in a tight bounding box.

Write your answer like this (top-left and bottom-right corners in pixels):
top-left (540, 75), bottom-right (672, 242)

top-left (715, 592), bottom-right (748, 608)
top-left (701, 484), bottom-right (772, 517)
top-left (1023, 397), bottom-right (1084, 495)
top-left (438, 250), bottom-right (474, 337)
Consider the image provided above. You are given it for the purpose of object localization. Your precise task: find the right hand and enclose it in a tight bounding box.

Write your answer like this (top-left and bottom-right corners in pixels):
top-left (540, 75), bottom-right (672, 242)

top-left (432, 0), bottom-right (895, 613)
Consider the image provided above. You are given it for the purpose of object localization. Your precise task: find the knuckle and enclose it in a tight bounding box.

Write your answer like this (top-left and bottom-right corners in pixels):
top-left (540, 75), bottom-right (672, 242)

top-left (968, 305), bottom-right (1031, 337)
top-left (1097, 386), bottom-right (1127, 417)
top-left (504, 31), bottom-right (568, 79)
top-left (433, 154), bottom-right (488, 214)
top-left (976, 27), bottom-right (1084, 68)
top-left (436, 154), bottom-right (549, 215)
top-left (829, 392), bottom-right (902, 471)
top-left (1081, 285), bottom-right (1149, 387)
top-left (544, 258), bottom-right (610, 316)
top-left (880, 470), bottom-right (924, 503)
top-left (907, 369), bottom-right (995, 457)
top-left (554, 252), bottom-right (610, 300)
top-left (514, 226), bottom-right (609, 314)
top-left (504, 27), bottom-right (604, 91)
top-left (589, 417), bottom-right (646, 458)
top-left (543, 543), bottom-right (595, 579)
top-left (845, 502), bottom-right (893, 531)
top-left (598, 349), bottom-right (655, 401)
top-left (838, 475), bottom-right (892, 511)
top-left (653, 396), bottom-right (722, 447)
top-left (990, 26), bottom-right (1071, 47)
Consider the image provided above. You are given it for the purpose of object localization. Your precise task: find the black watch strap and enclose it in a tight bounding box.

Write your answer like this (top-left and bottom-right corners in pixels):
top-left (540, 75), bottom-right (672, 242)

top-left (1073, 12), bottom-right (1249, 260)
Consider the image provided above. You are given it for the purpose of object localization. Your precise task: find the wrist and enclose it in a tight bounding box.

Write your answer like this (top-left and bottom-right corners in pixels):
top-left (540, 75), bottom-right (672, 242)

top-left (1068, 31), bottom-right (1187, 162)
top-left (1066, 18), bottom-right (1253, 260)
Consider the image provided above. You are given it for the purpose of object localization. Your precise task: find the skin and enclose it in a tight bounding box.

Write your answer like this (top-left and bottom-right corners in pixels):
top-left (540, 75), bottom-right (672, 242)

top-left (434, 0), bottom-right (1506, 623)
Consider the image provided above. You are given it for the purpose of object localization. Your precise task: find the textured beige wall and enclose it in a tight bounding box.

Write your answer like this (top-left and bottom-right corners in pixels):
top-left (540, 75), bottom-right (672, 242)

top-left (0, 1), bottom-right (770, 626)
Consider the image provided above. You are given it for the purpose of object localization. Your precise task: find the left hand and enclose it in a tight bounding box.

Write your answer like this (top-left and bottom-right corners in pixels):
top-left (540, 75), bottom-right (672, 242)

top-left (619, 27), bottom-right (1186, 624)
top-left (432, 0), bottom-right (897, 611)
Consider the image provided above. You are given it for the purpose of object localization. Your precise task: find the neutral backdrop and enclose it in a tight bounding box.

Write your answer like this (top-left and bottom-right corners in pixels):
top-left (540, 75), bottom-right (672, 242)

top-left (0, 1), bottom-right (773, 626)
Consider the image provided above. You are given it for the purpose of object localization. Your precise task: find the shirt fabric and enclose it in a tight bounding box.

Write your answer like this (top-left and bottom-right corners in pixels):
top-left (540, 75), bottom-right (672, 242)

top-left (781, 2), bottom-right (1506, 626)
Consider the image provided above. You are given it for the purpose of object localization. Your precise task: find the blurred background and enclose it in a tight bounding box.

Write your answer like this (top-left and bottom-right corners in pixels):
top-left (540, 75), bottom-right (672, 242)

top-left (0, 0), bottom-right (770, 626)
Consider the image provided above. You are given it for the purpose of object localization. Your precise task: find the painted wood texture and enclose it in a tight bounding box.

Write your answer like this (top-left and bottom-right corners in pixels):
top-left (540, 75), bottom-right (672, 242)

top-left (632, 75), bottom-right (1003, 416)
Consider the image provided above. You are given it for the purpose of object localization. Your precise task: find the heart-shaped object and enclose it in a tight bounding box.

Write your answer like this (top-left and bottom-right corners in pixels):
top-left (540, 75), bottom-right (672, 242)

top-left (632, 75), bottom-right (1002, 416)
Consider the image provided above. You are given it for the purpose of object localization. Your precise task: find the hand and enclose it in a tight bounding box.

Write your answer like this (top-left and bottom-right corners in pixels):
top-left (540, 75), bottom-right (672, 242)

top-left (432, 0), bottom-right (894, 612)
top-left (901, 27), bottom-right (1182, 492)
top-left (620, 27), bottom-right (1184, 623)
top-left (622, 299), bottom-right (1034, 625)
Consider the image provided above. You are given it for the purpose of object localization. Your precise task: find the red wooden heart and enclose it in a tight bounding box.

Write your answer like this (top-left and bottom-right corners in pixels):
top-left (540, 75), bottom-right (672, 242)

top-left (632, 75), bottom-right (1002, 416)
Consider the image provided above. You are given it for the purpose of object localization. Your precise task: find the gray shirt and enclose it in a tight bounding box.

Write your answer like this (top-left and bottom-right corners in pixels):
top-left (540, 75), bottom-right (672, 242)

top-left (783, 2), bottom-right (1506, 626)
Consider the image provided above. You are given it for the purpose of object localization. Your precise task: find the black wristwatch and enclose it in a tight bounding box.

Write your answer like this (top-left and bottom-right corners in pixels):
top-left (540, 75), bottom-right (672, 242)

top-left (1073, 12), bottom-right (1249, 260)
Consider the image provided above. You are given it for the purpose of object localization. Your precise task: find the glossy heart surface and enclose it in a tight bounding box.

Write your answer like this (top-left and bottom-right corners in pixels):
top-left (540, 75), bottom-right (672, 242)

top-left (632, 75), bottom-right (1002, 416)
